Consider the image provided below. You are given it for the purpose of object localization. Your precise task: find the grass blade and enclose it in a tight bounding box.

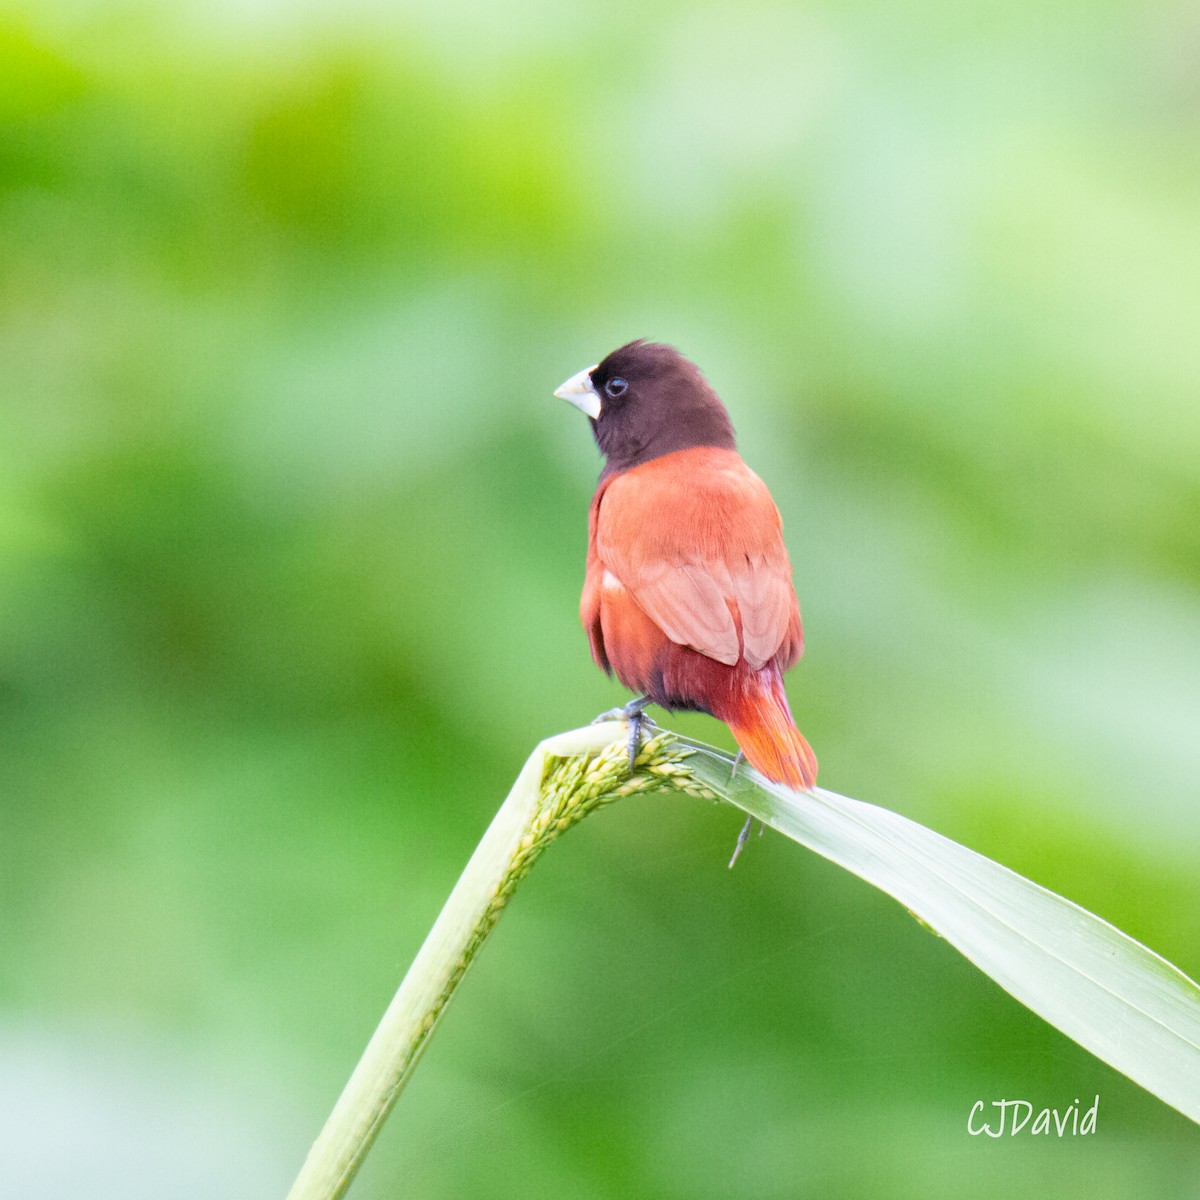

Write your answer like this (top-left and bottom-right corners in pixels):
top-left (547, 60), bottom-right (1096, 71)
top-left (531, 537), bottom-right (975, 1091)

top-left (684, 738), bottom-right (1200, 1124)
top-left (286, 722), bottom-right (1198, 1200)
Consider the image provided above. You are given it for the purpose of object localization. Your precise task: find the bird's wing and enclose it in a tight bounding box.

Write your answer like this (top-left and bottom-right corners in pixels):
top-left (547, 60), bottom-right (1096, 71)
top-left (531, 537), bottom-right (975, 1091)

top-left (595, 448), bottom-right (803, 671)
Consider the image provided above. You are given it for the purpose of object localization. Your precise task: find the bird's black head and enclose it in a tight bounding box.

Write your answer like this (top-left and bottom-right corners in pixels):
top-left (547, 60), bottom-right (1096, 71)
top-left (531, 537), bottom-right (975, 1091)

top-left (554, 340), bottom-right (737, 477)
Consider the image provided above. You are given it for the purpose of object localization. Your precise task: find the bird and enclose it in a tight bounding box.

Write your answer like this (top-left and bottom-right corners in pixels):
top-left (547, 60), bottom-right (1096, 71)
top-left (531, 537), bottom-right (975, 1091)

top-left (554, 339), bottom-right (818, 798)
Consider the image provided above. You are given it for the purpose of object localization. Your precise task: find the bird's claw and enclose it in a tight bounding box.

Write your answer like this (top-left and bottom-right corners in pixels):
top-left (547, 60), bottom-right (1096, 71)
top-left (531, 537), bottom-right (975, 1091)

top-left (624, 706), bottom-right (659, 770)
top-left (728, 815), bottom-right (754, 868)
top-left (728, 813), bottom-right (764, 869)
top-left (590, 707), bottom-right (629, 725)
top-left (591, 697), bottom-right (653, 772)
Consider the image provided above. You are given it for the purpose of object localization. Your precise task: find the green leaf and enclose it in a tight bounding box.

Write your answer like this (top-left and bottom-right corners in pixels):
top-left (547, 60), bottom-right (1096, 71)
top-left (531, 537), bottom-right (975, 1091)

top-left (683, 737), bottom-right (1200, 1124)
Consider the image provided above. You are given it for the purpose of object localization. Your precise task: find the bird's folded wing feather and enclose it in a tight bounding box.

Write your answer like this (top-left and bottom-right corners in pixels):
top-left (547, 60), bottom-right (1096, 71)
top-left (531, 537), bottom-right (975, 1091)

top-left (594, 451), bottom-right (802, 670)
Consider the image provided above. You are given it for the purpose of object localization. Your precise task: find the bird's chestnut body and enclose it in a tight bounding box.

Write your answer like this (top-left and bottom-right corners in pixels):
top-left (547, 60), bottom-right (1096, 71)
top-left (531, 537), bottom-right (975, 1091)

top-left (556, 342), bottom-right (817, 789)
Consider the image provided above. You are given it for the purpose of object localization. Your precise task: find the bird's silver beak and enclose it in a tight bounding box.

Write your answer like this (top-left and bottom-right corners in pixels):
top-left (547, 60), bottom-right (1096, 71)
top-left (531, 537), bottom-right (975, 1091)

top-left (553, 365), bottom-right (601, 419)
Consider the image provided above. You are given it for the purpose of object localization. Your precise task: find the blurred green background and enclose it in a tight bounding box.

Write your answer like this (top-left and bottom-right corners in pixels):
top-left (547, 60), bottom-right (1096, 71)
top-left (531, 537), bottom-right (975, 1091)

top-left (2, 0), bottom-right (1198, 1195)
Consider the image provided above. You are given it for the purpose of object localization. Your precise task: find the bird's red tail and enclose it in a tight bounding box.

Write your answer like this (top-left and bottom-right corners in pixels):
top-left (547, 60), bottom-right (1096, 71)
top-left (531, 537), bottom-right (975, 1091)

top-left (725, 676), bottom-right (818, 790)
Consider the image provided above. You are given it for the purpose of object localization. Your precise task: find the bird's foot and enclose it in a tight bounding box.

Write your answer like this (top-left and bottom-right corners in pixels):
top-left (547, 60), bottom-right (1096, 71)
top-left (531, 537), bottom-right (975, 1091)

top-left (591, 697), bottom-right (653, 772)
top-left (727, 813), bottom-right (763, 869)
top-left (730, 749), bottom-right (746, 780)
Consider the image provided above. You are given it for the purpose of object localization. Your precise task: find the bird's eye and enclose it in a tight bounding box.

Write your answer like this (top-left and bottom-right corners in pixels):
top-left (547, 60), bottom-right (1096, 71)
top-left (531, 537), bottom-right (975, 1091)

top-left (604, 377), bottom-right (628, 399)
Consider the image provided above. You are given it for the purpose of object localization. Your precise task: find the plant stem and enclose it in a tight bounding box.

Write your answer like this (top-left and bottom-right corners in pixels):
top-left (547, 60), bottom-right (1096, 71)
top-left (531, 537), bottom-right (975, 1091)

top-left (285, 721), bottom-right (711, 1200)
top-left (287, 719), bottom-right (1200, 1197)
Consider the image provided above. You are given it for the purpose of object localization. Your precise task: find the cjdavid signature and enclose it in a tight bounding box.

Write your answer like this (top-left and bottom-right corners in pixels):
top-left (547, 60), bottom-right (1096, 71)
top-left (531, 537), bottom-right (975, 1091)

top-left (968, 1095), bottom-right (1099, 1137)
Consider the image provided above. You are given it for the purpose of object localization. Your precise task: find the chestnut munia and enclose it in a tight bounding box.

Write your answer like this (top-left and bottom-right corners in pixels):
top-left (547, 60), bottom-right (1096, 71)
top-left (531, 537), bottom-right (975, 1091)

top-left (555, 340), bottom-right (817, 791)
